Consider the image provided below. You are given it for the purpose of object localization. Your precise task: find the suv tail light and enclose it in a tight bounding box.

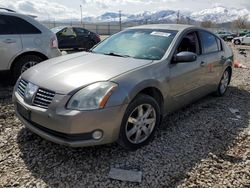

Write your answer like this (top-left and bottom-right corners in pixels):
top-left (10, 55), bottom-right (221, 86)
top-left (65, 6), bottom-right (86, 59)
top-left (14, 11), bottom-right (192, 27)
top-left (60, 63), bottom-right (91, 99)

top-left (50, 36), bottom-right (58, 48)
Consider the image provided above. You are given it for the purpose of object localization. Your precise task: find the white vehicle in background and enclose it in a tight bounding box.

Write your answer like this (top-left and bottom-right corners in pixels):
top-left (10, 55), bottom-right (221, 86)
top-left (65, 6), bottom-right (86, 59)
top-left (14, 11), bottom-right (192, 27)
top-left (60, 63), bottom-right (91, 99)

top-left (232, 34), bottom-right (250, 45)
top-left (0, 8), bottom-right (61, 81)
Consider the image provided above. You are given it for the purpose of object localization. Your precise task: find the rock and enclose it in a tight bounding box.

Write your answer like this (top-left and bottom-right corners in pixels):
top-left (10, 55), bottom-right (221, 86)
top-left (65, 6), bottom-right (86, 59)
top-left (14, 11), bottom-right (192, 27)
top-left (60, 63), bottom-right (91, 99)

top-left (108, 168), bottom-right (142, 183)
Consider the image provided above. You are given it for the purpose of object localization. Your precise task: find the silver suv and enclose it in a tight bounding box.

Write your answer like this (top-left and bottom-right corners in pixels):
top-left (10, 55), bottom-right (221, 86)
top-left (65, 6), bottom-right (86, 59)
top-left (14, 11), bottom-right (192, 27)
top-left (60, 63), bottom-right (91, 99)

top-left (0, 8), bottom-right (61, 81)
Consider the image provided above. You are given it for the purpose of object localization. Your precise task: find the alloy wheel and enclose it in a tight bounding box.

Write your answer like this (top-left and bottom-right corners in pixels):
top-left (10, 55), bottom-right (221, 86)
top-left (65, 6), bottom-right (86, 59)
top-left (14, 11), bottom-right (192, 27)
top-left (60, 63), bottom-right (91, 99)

top-left (125, 104), bottom-right (156, 144)
top-left (220, 70), bottom-right (229, 94)
top-left (21, 61), bottom-right (38, 73)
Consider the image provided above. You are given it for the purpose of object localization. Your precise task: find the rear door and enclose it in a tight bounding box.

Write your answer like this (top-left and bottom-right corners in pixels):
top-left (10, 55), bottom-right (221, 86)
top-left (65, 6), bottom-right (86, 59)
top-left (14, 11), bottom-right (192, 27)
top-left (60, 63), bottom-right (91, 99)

top-left (73, 27), bottom-right (90, 49)
top-left (0, 15), bottom-right (22, 71)
top-left (198, 30), bottom-right (224, 92)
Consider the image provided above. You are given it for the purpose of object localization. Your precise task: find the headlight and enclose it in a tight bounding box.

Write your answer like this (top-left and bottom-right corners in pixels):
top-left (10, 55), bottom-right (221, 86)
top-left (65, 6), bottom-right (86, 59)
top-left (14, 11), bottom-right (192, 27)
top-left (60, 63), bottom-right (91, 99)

top-left (67, 82), bottom-right (118, 110)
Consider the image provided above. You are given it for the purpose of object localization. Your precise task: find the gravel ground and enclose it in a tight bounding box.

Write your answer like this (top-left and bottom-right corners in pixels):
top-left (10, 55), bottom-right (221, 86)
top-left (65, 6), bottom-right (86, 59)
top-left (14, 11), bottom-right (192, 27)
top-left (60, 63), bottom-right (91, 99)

top-left (0, 45), bottom-right (249, 188)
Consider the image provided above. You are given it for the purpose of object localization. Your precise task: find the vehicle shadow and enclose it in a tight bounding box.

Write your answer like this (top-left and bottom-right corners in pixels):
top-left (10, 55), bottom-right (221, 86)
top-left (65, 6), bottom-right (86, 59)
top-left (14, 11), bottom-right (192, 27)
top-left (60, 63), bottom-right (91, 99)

top-left (0, 72), bottom-right (14, 99)
top-left (16, 86), bottom-right (250, 187)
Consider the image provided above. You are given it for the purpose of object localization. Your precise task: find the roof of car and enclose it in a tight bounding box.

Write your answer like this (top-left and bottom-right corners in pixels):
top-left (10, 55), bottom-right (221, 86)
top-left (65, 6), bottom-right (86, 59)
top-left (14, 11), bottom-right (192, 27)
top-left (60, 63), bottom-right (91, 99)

top-left (129, 24), bottom-right (197, 31)
top-left (0, 9), bottom-right (37, 18)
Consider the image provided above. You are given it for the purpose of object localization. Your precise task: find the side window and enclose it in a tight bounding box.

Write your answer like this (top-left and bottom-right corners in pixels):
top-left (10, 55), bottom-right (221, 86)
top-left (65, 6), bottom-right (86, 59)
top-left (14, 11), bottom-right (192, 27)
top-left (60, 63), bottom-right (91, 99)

top-left (0, 15), bottom-right (13, 34)
top-left (74, 28), bottom-right (87, 35)
top-left (61, 28), bottom-right (76, 37)
top-left (0, 15), bottom-right (41, 35)
top-left (13, 17), bottom-right (41, 34)
top-left (200, 31), bottom-right (219, 54)
top-left (177, 31), bottom-right (200, 54)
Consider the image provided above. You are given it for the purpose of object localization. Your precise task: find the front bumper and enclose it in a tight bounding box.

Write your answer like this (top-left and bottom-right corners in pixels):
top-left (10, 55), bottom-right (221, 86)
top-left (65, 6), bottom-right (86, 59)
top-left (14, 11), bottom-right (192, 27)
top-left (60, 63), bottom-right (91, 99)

top-left (47, 48), bottom-right (62, 59)
top-left (13, 91), bottom-right (127, 147)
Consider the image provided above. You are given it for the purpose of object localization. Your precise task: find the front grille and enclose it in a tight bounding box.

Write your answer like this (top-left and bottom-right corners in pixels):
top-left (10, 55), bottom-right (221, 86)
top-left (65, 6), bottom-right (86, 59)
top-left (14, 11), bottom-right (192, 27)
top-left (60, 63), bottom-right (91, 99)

top-left (33, 88), bottom-right (55, 108)
top-left (17, 79), bottom-right (28, 98)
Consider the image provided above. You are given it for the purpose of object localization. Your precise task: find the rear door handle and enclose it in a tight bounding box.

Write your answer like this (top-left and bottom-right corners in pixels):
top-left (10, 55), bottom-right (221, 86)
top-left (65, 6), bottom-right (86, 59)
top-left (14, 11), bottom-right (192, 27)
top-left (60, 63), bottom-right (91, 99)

top-left (200, 61), bottom-right (207, 67)
top-left (3, 39), bottom-right (16, 44)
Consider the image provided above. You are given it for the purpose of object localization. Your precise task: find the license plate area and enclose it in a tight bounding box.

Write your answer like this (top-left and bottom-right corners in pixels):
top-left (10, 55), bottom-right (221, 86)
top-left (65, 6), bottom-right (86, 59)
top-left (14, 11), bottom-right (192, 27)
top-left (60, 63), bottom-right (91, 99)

top-left (17, 103), bottom-right (30, 120)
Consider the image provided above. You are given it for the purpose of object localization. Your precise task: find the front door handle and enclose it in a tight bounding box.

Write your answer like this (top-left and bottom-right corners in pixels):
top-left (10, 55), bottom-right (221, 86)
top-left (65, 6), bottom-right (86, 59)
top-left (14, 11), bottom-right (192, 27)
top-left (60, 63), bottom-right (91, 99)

top-left (3, 39), bottom-right (16, 44)
top-left (200, 61), bottom-right (207, 67)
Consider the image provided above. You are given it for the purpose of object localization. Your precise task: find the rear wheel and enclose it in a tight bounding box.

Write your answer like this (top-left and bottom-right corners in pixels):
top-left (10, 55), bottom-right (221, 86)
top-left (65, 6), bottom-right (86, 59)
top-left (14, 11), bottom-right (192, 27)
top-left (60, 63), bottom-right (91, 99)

top-left (234, 40), bottom-right (241, 45)
top-left (215, 68), bottom-right (231, 96)
top-left (12, 55), bottom-right (43, 82)
top-left (117, 94), bottom-right (160, 150)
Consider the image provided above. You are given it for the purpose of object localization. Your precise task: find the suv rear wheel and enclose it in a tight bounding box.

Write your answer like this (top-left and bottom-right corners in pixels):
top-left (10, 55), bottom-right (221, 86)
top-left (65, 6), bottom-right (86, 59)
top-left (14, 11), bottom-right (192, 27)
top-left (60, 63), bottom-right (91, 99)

top-left (12, 55), bottom-right (43, 81)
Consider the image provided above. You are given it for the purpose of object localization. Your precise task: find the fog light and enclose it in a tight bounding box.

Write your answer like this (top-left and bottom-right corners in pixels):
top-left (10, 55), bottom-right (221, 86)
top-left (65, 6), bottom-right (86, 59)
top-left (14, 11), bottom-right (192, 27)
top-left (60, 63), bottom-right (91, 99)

top-left (92, 130), bottom-right (103, 140)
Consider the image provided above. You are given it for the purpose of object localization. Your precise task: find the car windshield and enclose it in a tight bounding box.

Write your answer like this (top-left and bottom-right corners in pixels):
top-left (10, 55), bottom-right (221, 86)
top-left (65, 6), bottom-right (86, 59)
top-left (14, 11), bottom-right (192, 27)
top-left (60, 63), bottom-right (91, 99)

top-left (92, 29), bottom-right (177, 60)
top-left (51, 26), bottom-right (65, 33)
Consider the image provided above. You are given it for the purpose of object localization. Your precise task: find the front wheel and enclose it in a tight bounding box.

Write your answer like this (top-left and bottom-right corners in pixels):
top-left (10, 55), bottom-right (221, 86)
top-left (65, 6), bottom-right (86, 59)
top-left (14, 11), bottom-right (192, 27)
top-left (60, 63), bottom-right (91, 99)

top-left (117, 94), bottom-right (160, 150)
top-left (215, 68), bottom-right (231, 96)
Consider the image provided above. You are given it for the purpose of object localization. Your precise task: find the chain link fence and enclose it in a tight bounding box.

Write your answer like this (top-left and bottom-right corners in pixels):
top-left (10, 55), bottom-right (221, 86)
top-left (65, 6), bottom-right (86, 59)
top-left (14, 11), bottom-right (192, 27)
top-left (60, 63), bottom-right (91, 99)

top-left (41, 21), bottom-right (246, 35)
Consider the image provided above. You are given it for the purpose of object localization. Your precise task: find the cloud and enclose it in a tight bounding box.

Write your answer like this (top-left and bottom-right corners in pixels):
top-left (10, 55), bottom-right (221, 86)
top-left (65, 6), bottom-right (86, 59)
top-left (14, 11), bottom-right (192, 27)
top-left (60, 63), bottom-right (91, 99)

top-left (1, 0), bottom-right (249, 21)
top-left (0, 0), bottom-right (80, 20)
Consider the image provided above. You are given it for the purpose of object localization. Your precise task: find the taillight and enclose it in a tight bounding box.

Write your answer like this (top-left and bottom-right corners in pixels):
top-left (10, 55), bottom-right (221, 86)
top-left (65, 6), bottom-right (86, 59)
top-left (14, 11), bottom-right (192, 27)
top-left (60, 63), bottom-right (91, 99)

top-left (50, 36), bottom-right (58, 48)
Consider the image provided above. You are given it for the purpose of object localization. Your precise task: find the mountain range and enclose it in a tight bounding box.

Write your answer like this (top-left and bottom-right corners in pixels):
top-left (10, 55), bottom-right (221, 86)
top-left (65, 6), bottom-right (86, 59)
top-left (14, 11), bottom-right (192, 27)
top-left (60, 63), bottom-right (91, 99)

top-left (82, 6), bottom-right (250, 24)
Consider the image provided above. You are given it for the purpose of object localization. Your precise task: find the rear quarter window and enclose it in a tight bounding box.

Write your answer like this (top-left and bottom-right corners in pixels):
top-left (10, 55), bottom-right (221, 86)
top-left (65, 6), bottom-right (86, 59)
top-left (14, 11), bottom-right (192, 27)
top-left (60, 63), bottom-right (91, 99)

top-left (0, 15), bottom-right (41, 35)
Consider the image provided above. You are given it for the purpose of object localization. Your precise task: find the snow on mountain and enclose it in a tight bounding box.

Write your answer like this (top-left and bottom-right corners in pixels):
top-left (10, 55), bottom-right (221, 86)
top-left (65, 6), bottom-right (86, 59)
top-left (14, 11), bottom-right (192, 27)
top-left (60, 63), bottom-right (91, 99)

top-left (82, 6), bottom-right (250, 23)
top-left (87, 10), bottom-right (193, 23)
top-left (191, 6), bottom-right (250, 23)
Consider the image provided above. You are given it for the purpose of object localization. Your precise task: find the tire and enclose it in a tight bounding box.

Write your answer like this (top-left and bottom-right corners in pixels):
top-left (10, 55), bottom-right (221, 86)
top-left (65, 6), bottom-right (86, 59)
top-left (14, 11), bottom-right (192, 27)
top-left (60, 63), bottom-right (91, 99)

top-left (234, 40), bottom-right (241, 45)
top-left (12, 55), bottom-right (43, 82)
top-left (117, 94), bottom-right (161, 150)
top-left (215, 68), bottom-right (231, 97)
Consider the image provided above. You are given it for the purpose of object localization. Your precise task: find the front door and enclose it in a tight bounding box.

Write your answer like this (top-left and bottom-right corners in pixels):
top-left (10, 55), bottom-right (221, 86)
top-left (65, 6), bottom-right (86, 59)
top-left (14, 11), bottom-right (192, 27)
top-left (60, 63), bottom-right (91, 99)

top-left (168, 31), bottom-right (204, 112)
top-left (57, 27), bottom-right (77, 49)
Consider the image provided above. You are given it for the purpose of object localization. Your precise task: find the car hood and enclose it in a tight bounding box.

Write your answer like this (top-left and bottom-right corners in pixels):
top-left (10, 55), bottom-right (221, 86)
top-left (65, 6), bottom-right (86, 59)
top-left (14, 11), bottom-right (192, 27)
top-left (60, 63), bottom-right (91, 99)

top-left (21, 52), bottom-right (152, 94)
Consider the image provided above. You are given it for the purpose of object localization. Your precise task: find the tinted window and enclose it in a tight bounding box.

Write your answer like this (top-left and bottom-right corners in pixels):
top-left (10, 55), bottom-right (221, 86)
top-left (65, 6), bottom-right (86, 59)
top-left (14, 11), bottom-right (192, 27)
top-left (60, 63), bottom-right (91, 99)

top-left (0, 15), bottom-right (12, 34)
top-left (92, 29), bottom-right (177, 60)
top-left (200, 31), bottom-right (219, 54)
top-left (177, 31), bottom-right (200, 54)
top-left (0, 15), bottom-right (41, 35)
top-left (74, 28), bottom-right (88, 35)
top-left (60, 27), bottom-right (76, 36)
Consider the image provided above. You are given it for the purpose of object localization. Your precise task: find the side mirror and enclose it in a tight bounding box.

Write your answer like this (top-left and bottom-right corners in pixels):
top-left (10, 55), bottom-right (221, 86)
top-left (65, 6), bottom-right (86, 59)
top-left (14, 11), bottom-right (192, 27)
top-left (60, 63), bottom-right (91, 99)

top-left (173, 51), bottom-right (197, 63)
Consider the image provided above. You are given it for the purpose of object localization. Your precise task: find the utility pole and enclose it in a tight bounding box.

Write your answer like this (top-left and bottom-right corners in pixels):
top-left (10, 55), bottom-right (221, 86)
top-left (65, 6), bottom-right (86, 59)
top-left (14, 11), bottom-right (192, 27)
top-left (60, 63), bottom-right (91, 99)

top-left (176, 10), bottom-right (180, 24)
top-left (80, 5), bottom-right (83, 25)
top-left (119, 10), bottom-right (122, 31)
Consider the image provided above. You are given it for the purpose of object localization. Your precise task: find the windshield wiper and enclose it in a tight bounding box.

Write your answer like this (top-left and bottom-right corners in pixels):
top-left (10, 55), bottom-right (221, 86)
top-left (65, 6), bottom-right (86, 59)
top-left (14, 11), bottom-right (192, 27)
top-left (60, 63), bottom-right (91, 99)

top-left (104, 52), bottom-right (131, 58)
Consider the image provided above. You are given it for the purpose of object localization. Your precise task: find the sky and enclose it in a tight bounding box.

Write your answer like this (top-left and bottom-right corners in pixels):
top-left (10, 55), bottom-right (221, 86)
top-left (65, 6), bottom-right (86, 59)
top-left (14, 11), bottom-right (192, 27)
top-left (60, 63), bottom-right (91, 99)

top-left (0, 0), bottom-right (250, 20)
